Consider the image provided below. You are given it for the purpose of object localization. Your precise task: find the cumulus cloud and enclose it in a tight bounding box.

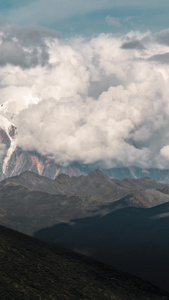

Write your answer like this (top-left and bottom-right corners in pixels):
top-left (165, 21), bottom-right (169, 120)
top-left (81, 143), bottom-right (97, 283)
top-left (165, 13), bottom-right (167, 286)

top-left (1, 26), bottom-right (169, 169)
top-left (161, 145), bottom-right (169, 159)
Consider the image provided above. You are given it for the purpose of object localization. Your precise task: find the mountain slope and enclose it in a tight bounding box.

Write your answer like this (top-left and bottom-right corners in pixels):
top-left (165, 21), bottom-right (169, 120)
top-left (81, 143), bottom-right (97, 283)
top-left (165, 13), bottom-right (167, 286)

top-left (2, 169), bottom-right (169, 207)
top-left (1, 170), bottom-right (169, 236)
top-left (0, 225), bottom-right (168, 300)
top-left (1, 171), bottom-right (169, 293)
top-left (35, 202), bottom-right (169, 293)
top-left (1, 170), bottom-right (72, 195)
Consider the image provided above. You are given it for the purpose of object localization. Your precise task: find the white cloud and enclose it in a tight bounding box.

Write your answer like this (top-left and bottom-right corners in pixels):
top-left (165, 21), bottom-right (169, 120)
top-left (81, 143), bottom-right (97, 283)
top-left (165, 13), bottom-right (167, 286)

top-left (1, 26), bottom-right (169, 169)
top-left (161, 145), bottom-right (169, 160)
top-left (106, 16), bottom-right (121, 27)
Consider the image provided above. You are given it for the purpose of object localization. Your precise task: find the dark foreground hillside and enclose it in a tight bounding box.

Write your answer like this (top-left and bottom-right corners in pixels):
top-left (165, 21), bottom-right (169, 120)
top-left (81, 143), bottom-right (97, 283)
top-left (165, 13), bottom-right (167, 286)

top-left (35, 202), bottom-right (169, 293)
top-left (0, 226), bottom-right (168, 300)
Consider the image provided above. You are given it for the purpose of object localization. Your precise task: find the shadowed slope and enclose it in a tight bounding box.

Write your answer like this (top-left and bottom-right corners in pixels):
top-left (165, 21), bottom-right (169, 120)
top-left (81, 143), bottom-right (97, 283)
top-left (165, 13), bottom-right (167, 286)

top-left (35, 202), bottom-right (169, 293)
top-left (0, 225), bottom-right (168, 300)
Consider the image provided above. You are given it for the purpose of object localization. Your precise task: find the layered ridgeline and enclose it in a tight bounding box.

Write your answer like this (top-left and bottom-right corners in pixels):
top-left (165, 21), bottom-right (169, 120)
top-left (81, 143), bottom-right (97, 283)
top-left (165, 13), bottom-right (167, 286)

top-left (1, 169), bottom-right (169, 234)
top-left (1, 225), bottom-right (168, 300)
top-left (1, 115), bottom-right (169, 182)
top-left (1, 170), bottom-right (169, 291)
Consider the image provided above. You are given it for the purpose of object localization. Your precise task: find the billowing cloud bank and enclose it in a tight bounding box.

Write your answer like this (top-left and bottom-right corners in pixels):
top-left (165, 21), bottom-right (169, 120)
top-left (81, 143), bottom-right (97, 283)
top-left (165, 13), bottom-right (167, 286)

top-left (1, 25), bottom-right (169, 169)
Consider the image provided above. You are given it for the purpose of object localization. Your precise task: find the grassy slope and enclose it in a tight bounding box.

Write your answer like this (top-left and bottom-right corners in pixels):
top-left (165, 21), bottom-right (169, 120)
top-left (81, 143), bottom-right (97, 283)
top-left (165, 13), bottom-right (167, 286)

top-left (0, 226), bottom-right (168, 300)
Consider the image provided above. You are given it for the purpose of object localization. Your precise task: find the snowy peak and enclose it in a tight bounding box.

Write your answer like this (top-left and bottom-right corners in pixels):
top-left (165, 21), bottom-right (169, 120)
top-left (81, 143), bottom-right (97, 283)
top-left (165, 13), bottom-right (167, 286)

top-left (0, 101), bottom-right (16, 121)
top-left (0, 115), bottom-right (17, 176)
top-left (0, 115), bottom-right (17, 139)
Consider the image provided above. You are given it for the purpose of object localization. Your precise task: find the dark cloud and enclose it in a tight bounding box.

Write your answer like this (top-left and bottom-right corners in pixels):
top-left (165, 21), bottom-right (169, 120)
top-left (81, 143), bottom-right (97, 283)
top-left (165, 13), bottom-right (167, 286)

top-left (121, 40), bottom-right (145, 50)
top-left (155, 29), bottom-right (169, 45)
top-left (88, 75), bottom-right (120, 98)
top-left (0, 40), bottom-right (49, 68)
top-left (149, 52), bottom-right (169, 64)
top-left (0, 25), bottom-right (60, 68)
top-left (2, 25), bottom-right (60, 46)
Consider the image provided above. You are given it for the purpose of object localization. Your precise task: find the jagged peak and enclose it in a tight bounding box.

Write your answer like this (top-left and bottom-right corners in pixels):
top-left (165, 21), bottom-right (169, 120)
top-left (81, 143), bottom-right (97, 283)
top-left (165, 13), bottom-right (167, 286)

top-left (56, 173), bottom-right (71, 183)
top-left (16, 170), bottom-right (45, 180)
top-left (57, 173), bottom-right (71, 179)
top-left (0, 115), bottom-right (17, 138)
top-left (87, 169), bottom-right (109, 179)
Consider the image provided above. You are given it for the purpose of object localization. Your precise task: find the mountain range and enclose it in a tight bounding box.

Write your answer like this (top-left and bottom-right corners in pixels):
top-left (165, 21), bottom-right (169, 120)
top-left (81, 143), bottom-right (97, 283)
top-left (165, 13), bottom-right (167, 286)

top-left (1, 170), bottom-right (169, 292)
top-left (1, 169), bottom-right (169, 234)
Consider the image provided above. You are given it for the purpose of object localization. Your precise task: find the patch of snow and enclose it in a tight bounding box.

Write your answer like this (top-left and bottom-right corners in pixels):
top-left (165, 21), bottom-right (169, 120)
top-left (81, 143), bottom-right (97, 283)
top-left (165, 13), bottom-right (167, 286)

top-left (0, 115), bottom-right (17, 175)
top-left (2, 138), bottom-right (17, 175)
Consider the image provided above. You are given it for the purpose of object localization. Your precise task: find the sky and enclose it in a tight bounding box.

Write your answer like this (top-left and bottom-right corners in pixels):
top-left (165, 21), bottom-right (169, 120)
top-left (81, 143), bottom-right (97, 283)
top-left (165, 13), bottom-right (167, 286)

top-left (1, 1), bottom-right (169, 169)
top-left (1, 0), bottom-right (169, 36)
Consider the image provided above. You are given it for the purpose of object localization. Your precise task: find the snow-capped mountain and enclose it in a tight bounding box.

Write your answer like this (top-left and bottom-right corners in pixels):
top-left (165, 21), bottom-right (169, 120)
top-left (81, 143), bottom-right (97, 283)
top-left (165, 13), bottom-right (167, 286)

top-left (0, 121), bottom-right (86, 179)
top-left (0, 113), bottom-right (91, 179)
top-left (0, 115), bottom-right (17, 178)
top-left (1, 110), bottom-right (169, 182)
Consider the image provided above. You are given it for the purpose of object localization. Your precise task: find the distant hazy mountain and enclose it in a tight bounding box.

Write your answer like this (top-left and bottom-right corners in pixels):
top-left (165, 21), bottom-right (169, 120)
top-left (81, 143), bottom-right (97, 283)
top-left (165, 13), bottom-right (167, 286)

top-left (1, 117), bottom-right (169, 182)
top-left (1, 225), bottom-right (167, 300)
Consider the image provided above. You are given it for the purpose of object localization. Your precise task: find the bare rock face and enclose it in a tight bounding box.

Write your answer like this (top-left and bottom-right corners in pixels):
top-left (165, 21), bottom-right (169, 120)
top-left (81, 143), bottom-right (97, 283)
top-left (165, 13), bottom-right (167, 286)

top-left (3, 148), bottom-right (89, 180)
top-left (0, 128), bottom-right (10, 146)
top-left (8, 125), bottom-right (17, 139)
